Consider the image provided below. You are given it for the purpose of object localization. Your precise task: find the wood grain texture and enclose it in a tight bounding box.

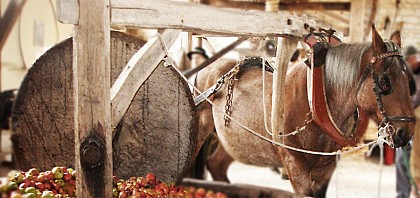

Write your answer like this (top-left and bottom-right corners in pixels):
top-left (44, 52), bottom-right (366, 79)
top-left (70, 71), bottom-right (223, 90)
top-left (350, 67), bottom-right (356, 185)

top-left (11, 32), bottom-right (197, 183)
top-left (58, 0), bottom-right (316, 37)
top-left (110, 29), bottom-right (181, 130)
top-left (271, 37), bottom-right (297, 142)
top-left (73, 0), bottom-right (111, 196)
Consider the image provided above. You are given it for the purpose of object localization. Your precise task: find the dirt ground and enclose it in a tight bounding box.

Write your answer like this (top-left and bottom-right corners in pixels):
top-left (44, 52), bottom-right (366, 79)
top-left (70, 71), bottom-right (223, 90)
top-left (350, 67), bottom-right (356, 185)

top-left (223, 150), bottom-right (401, 198)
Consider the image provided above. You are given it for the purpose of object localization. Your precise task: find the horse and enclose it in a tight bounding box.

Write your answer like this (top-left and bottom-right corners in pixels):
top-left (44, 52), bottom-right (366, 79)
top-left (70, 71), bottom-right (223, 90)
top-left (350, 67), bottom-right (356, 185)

top-left (191, 26), bottom-right (414, 197)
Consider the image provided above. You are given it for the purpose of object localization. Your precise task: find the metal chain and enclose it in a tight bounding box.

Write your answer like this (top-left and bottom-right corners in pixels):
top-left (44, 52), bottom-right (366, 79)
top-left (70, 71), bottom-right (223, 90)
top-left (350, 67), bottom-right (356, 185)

top-left (224, 65), bottom-right (240, 126)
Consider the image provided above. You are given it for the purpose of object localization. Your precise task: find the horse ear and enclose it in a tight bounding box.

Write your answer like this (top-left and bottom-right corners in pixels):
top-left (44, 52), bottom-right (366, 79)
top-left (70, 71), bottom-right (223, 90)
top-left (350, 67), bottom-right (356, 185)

top-left (371, 25), bottom-right (386, 54)
top-left (390, 30), bottom-right (402, 48)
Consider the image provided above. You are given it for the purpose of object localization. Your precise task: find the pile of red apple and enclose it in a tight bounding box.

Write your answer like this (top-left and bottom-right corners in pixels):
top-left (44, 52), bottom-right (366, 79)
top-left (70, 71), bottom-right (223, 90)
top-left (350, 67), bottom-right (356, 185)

top-left (0, 167), bottom-right (228, 198)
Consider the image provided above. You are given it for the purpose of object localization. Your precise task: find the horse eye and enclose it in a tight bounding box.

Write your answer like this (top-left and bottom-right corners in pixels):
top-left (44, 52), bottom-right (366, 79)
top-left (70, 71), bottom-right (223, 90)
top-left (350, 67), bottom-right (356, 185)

top-left (378, 74), bottom-right (393, 95)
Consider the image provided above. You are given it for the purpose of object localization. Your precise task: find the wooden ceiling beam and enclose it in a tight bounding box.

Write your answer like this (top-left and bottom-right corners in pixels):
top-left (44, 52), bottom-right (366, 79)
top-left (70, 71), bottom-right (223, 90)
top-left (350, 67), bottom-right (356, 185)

top-left (279, 2), bottom-right (350, 11)
top-left (207, 0), bottom-right (350, 11)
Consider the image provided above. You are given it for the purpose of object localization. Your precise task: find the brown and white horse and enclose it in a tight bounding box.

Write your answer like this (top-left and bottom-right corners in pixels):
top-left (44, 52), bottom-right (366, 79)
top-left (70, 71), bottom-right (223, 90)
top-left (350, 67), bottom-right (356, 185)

top-left (191, 26), bottom-right (414, 197)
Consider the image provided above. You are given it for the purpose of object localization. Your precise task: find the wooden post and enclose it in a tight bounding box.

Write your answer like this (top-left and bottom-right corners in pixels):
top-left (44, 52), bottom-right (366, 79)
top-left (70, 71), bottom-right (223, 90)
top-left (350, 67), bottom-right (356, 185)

top-left (271, 37), bottom-right (297, 142)
top-left (349, 0), bottom-right (365, 42)
top-left (73, 0), bottom-right (112, 197)
top-left (265, 0), bottom-right (279, 12)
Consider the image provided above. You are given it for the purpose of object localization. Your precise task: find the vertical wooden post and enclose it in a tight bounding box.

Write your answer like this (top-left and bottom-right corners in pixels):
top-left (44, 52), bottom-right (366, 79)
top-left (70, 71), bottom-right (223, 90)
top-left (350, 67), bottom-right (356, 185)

top-left (265, 0), bottom-right (279, 12)
top-left (271, 37), bottom-right (297, 142)
top-left (349, 0), bottom-right (365, 42)
top-left (73, 0), bottom-right (112, 197)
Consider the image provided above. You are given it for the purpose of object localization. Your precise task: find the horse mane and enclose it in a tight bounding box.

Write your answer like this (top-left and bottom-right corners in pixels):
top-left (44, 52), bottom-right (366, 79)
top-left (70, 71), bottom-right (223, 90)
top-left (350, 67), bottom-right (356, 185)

top-left (325, 43), bottom-right (371, 95)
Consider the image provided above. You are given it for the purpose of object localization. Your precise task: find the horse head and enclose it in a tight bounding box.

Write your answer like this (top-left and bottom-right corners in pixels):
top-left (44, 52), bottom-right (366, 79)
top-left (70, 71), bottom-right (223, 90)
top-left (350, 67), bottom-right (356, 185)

top-left (356, 25), bottom-right (414, 148)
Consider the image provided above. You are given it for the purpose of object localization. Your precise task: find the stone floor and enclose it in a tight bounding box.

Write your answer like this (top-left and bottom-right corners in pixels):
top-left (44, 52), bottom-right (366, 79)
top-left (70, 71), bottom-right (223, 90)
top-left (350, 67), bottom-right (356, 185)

top-left (224, 150), bottom-right (400, 198)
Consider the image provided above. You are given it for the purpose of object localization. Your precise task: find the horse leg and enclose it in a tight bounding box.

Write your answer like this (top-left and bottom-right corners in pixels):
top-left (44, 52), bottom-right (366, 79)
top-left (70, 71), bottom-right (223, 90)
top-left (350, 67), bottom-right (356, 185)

top-left (283, 154), bottom-right (336, 197)
top-left (206, 138), bottom-right (233, 183)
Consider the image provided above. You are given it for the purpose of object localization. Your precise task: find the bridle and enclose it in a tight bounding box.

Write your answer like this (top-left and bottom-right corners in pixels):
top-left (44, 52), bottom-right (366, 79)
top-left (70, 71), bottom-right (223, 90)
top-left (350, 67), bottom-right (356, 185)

top-left (355, 46), bottom-right (415, 147)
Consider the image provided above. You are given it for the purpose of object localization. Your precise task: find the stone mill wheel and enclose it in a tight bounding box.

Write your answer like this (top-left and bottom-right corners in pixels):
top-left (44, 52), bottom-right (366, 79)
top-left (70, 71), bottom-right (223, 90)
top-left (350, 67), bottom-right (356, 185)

top-left (11, 31), bottom-right (197, 183)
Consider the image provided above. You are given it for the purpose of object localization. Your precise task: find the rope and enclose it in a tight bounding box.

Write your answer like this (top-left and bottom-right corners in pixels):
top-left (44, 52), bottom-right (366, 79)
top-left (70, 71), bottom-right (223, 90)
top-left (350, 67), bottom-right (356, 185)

top-left (335, 154), bottom-right (340, 198)
top-left (151, 33), bottom-right (169, 56)
top-left (262, 58), bottom-right (273, 136)
top-left (378, 143), bottom-right (384, 198)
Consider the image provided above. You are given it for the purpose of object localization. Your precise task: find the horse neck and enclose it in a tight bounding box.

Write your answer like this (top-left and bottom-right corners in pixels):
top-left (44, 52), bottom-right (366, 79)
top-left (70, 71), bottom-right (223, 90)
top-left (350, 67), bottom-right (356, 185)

top-left (323, 43), bottom-right (370, 133)
top-left (325, 86), bottom-right (358, 132)
top-left (324, 65), bottom-right (361, 134)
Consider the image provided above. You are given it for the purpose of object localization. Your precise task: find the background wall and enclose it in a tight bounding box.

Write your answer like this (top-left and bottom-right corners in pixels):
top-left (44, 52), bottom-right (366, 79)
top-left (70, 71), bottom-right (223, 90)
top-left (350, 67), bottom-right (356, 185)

top-left (1, 0), bottom-right (73, 91)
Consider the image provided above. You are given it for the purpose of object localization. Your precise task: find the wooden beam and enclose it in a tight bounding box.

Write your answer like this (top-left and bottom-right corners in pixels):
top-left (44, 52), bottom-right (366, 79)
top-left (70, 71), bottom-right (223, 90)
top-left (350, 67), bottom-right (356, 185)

top-left (0, 0), bottom-right (27, 50)
top-left (271, 37), bottom-right (297, 142)
top-left (207, 0), bottom-right (350, 11)
top-left (364, 0), bottom-right (378, 41)
top-left (182, 37), bottom-right (246, 78)
top-left (73, 0), bottom-right (112, 197)
top-left (57, 0), bottom-right (316, 37)
top-left (57, 0), bottom-right (78, 25)
top-left (208, 0), bottom-right (265, 10)
top-left (279, 2), bottom-right (350, 11)
top-left (322, 11), bottom-right (349, 24)
top-left (349, 0), bottom-right (365, 42)
top-left (110, 29), bottom-right (181, 130)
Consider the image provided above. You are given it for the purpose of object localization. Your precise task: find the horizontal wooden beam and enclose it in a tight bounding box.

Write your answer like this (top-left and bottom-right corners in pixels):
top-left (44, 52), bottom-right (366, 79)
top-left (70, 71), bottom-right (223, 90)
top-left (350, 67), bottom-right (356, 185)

top-left (110, 29), bottom-right (181, 130)
top-left (57, 0), bottom-right (316, 37)
top-left (279, 2), bottom-right (350, 11)
top-left (207, 0), bottom-right (350, 12)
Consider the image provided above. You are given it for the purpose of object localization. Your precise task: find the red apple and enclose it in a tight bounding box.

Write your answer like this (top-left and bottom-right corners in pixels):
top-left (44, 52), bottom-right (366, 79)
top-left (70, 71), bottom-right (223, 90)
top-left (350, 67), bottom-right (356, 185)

top-left (63, 173), bottom-right (72, 182)
top-left (44, 171), bottom-right (54, 181)
top-left (145, 173), bottom-right (156, 183)
top-left (35, 182), bottom-right (45, 191)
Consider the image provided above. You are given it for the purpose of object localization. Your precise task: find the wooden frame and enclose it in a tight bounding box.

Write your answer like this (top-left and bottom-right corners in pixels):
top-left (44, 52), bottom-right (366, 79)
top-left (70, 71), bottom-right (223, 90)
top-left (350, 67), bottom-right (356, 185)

top-left (57, 0), bottom-right (319, 196)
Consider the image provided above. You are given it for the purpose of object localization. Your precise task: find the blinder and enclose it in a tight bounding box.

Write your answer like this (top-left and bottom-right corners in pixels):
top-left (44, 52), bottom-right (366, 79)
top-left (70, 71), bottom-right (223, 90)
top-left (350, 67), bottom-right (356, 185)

top-left (377, 72), bottom-right (393, 95)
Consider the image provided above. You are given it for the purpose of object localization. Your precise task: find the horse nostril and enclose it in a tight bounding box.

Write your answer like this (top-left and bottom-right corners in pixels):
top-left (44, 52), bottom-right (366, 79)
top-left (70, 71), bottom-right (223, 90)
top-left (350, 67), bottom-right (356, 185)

top-left (393, 127), bottom-right (410, 148)
top-left (397, 128), bottom-right (406, 139)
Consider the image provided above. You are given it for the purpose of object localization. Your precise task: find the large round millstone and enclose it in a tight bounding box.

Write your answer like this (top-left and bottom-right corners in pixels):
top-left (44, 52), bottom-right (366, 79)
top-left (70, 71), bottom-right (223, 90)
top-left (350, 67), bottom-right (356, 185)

top-left (11, 31), bottom-right (197, 183)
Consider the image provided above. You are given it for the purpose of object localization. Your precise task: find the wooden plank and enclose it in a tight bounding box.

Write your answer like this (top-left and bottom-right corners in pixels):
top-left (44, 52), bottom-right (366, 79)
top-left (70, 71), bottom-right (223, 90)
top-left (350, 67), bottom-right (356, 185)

top-left (349, 0), bottom-right (365, 42)
top-left (58, 0), bottom-right (316, 37)
top-left (0, 0), bottom-right (27, 50)
top-left (364, 0), bottom-right (378, 41)
top-left (110, 29), bottom-right (180, 130)
top-left (206, 0), bottom-right (350, 12)
top-left (57, 0), bottom-right (78, 25)
top-left (279, 2), bottom-right (350, 11)
top-left (182, 37), bottom-right (246, 78)
top-left (73, 0), bottom-right (112, 197)
top-left (271, 37), bottom-right (297, 142)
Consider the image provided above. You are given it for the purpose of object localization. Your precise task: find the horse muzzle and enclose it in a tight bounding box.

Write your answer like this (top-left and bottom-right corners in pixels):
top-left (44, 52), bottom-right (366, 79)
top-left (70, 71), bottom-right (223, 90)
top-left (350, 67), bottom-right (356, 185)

top-left (391, 126), bottom-right (413, 148)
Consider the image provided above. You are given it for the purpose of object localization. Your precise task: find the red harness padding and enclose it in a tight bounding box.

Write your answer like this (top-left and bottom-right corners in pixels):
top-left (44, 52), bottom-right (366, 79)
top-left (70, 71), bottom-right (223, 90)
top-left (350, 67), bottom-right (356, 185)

top-left (306, 33), bottom-right (369, 147)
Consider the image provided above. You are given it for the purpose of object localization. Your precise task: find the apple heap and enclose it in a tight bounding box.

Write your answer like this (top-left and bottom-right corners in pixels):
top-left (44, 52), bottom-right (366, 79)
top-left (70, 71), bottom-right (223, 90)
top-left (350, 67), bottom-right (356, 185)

top-left (0, 167), bottom-right (76, 198)
top-left (0, 167), bottom-right (228, 198)
top-left (113, 173), bottom-right (228, 198)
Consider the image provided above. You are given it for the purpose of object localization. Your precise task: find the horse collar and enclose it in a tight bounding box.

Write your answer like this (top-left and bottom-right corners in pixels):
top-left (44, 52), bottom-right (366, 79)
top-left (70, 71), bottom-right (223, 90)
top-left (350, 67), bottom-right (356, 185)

top-left (308, 62), bottom-right (368, 147)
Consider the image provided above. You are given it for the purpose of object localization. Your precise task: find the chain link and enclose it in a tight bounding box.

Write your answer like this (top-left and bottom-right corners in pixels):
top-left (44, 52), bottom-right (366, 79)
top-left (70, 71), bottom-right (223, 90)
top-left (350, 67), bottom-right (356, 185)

top-left (224, 65), bottom-right (240, 126)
